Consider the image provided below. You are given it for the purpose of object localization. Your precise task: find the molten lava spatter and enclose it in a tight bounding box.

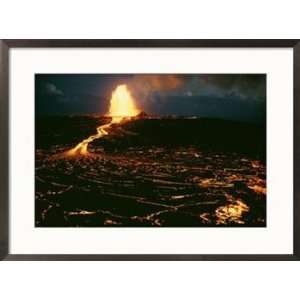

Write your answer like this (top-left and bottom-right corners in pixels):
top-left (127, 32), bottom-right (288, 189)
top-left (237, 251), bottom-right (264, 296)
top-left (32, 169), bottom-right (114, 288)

top-left (67, 84), bottom-right (140, 156)
top-left (109, 84), bottom-right (140, 122)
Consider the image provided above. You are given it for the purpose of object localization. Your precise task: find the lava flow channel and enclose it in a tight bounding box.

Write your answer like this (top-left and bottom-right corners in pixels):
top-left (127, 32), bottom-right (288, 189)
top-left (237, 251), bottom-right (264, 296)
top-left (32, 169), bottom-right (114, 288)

top-left (66, 84), bottom-right (140, 156)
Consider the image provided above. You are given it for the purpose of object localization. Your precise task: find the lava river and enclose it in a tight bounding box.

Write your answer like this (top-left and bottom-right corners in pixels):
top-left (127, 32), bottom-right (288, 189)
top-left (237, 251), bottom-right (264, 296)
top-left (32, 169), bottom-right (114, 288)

top-left (66, 84), bottom-right (140, 156)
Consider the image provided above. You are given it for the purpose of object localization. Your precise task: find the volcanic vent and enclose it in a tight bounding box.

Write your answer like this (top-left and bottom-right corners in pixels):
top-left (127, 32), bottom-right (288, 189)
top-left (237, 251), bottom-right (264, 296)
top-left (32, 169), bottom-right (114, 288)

top-left (66, 84), bottom-right (140, 156)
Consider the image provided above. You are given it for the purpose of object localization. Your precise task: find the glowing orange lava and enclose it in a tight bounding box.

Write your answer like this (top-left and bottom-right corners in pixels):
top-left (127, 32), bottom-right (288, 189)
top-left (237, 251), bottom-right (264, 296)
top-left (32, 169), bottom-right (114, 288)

top-left (109, 84), bottom-right (140, 123)
top-left (215, 199), bottom-right (249, 225)
top-left (67, 84), bottom-right (140, 156)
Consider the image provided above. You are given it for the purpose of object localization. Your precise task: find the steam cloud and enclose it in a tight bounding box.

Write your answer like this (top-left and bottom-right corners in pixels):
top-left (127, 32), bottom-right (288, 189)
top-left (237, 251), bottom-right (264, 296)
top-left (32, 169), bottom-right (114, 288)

top-left (201, 74), bottom-right (266, 100)
top-left (132, 75), bottom-right (184, 91)
top-left (128, 74), bottom-right (265, 101)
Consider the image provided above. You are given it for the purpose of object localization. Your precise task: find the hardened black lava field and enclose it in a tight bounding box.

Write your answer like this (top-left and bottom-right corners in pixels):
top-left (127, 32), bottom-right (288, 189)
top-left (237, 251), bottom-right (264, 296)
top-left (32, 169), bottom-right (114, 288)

top-left (35, 115), bottom-right (266, 227)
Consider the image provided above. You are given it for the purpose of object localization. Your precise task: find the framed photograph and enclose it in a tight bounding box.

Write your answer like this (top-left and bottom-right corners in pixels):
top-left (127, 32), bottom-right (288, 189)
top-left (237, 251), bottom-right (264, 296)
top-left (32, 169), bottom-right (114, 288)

top-left (0, 39), bottom-right (299, 260)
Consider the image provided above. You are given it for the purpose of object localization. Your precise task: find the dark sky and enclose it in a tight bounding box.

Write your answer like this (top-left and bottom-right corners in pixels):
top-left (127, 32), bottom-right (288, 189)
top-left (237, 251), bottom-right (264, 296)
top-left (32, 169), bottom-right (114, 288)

top-left (35, 74), bottom-right (266, 123)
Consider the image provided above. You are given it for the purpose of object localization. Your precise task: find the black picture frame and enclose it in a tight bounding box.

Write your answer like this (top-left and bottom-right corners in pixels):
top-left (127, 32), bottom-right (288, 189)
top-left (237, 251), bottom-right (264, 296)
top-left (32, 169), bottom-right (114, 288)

top-left (0, 39), bottom-right (299, 261)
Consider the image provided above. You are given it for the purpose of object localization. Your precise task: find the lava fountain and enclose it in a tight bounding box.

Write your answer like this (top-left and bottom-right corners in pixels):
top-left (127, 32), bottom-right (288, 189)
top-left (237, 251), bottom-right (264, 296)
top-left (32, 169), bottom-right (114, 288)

top-left (66, 84), bottom-right (140, 156)
top-left (109, 84), bottom-right (140, 123)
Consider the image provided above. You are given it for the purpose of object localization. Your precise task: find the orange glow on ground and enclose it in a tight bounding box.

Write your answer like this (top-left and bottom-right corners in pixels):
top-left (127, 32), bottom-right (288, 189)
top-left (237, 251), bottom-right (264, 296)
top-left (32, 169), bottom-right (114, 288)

top-left (215, 199), bottom-right (249, 225)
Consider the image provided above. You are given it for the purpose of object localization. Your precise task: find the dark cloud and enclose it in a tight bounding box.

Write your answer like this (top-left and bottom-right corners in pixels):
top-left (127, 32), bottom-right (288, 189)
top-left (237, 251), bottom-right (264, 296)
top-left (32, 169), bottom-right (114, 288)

top-left (127, 74), bottom-right (266, 103)
top-left (129, 75), bottom-right (185, 93)
top-left (201, 74), bottom-right (266, 100)
top-left (35, 74), bottom-right (266, 123)
top-left (44, 83), bottom-right (64, 96)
